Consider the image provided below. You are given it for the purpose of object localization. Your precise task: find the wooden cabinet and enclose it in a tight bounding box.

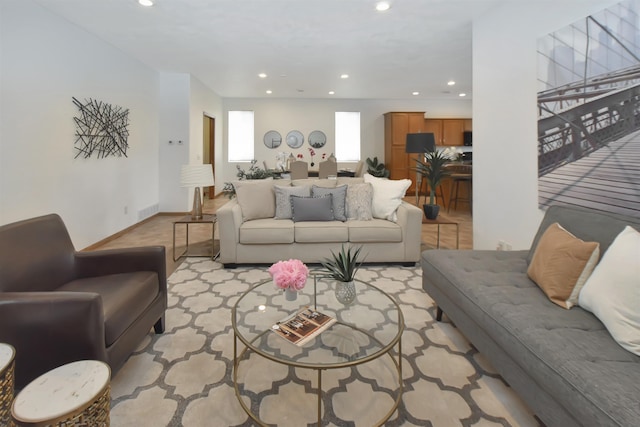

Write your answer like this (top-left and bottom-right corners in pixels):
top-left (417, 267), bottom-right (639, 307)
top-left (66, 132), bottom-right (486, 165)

top-left (384, 112), bottom-right (426, 194)
top-left (424, 119), bottom-right (472, 146)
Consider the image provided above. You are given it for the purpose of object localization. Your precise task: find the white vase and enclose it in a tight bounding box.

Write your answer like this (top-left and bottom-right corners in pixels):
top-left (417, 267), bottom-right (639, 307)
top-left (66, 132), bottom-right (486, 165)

top-left (285, 288), bottom-right (298, 301)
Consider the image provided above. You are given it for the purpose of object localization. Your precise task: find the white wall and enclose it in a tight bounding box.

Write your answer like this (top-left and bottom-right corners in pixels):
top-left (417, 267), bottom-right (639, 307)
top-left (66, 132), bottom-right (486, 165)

top-left (221, 97), bottom-right (471, 186)
top-left (472, 0), bottom-right (620, 250)
top-left (0, 0), bottom-right (160, 249)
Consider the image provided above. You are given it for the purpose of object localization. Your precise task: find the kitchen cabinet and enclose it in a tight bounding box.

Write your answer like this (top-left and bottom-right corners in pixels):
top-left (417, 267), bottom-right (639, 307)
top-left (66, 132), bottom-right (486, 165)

top-left (424, 119), bottom-right (472, 146)
top-left (383, 112), bottom-right (426, 194)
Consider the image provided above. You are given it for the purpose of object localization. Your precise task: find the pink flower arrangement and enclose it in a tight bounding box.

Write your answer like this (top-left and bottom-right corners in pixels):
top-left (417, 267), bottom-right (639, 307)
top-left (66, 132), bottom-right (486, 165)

top-left (269, 259), bottom-right (309, 291)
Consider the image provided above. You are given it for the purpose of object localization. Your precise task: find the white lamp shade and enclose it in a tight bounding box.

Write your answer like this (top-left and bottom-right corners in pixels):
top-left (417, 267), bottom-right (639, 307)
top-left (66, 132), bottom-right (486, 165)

top-left (180, 164), bottom-right (215, 187)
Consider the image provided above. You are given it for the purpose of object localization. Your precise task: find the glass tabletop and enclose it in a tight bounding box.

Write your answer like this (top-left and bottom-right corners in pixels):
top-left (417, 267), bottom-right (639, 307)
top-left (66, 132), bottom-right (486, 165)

top-left (232, 275), bottom-right (403, 368)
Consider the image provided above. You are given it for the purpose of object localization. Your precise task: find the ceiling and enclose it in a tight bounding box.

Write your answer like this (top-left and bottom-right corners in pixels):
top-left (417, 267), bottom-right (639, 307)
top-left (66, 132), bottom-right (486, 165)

top-left (33, 0), bottom-right (509, 100)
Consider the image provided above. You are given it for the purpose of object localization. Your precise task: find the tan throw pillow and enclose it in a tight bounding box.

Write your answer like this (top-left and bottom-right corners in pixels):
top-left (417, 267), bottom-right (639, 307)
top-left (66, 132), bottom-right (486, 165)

top-left (527, 222), bottom-right (600, 309)
top-left (232, 178), bottom-right (275, 221)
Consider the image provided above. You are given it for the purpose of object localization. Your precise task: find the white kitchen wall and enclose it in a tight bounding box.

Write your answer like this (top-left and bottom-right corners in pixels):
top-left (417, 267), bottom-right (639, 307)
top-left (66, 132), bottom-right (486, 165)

top-left (221, 97), bottom-right (471, 187)
top-left (472, 0), bottom-right (620, 250)
top-left (0, 0), bottom-right (160, 249)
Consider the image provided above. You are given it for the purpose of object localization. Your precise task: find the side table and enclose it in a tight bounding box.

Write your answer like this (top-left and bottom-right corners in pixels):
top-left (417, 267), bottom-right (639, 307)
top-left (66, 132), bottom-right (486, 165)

top-left (11, 360), bottom-right (111, 427)
top-left (423, 216), bottom-right (459, 249)
top-left (172, 214), bottom-right (218, 262)
top-left (0, 343), bottom-right (15, 426)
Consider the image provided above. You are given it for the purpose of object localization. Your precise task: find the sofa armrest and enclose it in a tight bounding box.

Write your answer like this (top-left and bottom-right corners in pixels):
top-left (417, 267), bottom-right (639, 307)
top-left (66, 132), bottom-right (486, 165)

top-left (0, 291), bottom-right (107, 388)
top-left (396, 201), bottom-right (423, 261)
top-left (217, 199), bottom-right (243, 264)
top-left (74, 246), bottom-right (167, 295)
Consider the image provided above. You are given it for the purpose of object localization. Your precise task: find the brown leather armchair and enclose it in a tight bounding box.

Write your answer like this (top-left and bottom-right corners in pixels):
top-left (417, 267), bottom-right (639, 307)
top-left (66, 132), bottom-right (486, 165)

top-left (0, 214), bottom-right (167, 389)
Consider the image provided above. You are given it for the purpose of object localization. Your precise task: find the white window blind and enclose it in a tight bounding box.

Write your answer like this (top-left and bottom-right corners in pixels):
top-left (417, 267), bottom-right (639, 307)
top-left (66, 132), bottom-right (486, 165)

top-left (335, 112), bottom-right (361, 162)
top-left (228, 111), bottom-right (254, 162)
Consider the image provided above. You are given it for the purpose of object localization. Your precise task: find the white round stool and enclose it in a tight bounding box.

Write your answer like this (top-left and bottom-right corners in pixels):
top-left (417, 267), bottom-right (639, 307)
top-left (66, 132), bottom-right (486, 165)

top-left (0, 343), bottom-right (16, 426)
top-left (11, 360), bottom-right (111, 427)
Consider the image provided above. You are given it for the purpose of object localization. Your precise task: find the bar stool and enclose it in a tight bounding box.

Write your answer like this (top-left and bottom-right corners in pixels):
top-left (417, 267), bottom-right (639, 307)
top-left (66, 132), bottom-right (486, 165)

top-left (447, 164), bottom-right (472, 213)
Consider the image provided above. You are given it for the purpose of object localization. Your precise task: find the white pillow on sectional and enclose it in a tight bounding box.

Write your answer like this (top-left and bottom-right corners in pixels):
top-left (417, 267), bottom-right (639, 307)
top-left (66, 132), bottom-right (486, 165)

top-left (363, 173), bottom-right (411, 222)
top-left (578, 225), bottom-right (640, 356)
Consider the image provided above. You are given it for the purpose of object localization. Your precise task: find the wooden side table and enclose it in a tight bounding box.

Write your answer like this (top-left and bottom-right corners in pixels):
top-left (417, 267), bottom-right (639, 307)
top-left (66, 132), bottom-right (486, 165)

top-left (172, 214), bottom-right (218, 262)
top-left (11, 360), bottom-right (111, 427)
top-left (423, 216), bottom-right (459, 249)
top-left (0, 343), bottom-right (16, 427)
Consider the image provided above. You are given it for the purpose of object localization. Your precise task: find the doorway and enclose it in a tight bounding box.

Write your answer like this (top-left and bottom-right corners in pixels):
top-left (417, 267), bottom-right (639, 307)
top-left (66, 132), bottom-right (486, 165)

top-left (203, 115), bottom-right (215, 198)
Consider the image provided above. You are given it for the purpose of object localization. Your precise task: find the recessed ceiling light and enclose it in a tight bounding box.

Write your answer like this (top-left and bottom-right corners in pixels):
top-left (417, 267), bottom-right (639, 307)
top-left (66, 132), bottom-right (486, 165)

top-left (328, 91), bottom-right (335, 95)
top-left (447, 80), bottom-right (456, 86)
top-left (375, 2), bottom-right (391, 12)
top-left (266, 90), bottom-right (272, 94)
top-left (459, 93), bottom-right (467, 97)
top-left (412, 91), bottom-right (419, 96)
top-left (340, 74), bottom-right (349, 79)
top-left (258, 73), bottom-right (267, 78)
top-left (138, 0), bottom-right (153, 6)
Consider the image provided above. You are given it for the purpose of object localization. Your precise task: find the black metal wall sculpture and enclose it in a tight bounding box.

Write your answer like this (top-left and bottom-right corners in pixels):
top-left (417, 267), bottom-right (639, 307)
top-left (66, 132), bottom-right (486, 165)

top-left (73, 97), bottom-right (130, 159)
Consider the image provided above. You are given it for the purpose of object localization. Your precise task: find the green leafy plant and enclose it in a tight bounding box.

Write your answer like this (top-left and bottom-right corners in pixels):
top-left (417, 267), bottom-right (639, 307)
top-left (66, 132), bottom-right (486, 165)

top-left (365, 157), bottom-right (390, 178)
top-left (413, 150), bottom-right (452, 205)
top-left (222, 160), bottom-right (278, 198)
top-left (320, 244), bottom-right (365, 282)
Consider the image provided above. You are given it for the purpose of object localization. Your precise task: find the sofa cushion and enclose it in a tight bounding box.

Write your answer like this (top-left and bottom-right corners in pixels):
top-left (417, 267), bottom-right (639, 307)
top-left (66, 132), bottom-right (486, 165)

top-left (346, 182), bottom-right (373, 221)
top-left (294, 221), bottom-right (349, 243)
top-left (527, 223), bottom-right (599, 309)
top-left (291, 195), bottom-right (334, 222)
top-left (348, 219), bottom-right (402, 242)
top-left (422, 249), bottom-right (640, 427)
top-left (363, 173), bottom-right (411, 222)
top-left (579, 225), bottom-right (640, 356)
top-left (233, 178), bottom-right (276, 221)
top-left (291, 178), bottom-right (337, 188)
top-left (239, 218), bottom-right (294, 244)
top-left (58, 272), bottom-right (159, 346)
top-left (312, 185), bottom-right (347, 221)
top-left (275, 185), bottom-right (310, 219)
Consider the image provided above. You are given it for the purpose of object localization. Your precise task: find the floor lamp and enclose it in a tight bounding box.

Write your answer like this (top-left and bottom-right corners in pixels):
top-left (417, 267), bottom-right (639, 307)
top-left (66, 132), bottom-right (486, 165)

top-left (406, 133), bottom-right (436, 205)
top-left (181, 164), bottom-right (215, 220)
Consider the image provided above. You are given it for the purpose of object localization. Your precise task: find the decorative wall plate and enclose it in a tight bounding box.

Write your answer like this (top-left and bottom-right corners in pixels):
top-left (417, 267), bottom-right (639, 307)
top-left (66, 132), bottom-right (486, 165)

top-left (308, 130), bottom-right (326, 148)
top-left (263, 130), bottom-right (282, 149)
top-left (286, 130), bottom-right (304, 149)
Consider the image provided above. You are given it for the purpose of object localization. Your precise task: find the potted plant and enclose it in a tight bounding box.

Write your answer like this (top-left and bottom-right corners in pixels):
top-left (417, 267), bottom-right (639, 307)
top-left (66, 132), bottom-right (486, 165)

top-left (320, 245), bottom-right (365, 305)
top-left (365, 157), bottom-right (390, 178)
top-left (414, 150), bottom-right (451, 219)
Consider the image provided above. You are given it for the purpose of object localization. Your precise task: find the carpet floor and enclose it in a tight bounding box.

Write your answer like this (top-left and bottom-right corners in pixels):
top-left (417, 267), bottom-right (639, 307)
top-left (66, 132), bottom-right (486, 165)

top-left (109, 259), bottom-right (540, 427)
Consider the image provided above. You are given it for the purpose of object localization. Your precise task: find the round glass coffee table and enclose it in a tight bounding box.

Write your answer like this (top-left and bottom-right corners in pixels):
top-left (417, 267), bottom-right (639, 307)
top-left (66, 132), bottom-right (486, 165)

top-left (232, 274), bottom-right (404, 426)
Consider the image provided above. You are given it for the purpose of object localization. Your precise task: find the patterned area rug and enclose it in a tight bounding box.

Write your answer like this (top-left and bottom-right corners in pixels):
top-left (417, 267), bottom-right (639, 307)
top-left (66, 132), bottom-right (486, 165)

top-left (110, 259), bottom-right (540, 426)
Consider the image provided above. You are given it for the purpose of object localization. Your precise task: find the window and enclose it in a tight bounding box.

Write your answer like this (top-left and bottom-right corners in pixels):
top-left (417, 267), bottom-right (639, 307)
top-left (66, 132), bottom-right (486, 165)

top-left (335, 112), bottom-right (360, 162)
top-left (228, 111), bottom-right (254, 162)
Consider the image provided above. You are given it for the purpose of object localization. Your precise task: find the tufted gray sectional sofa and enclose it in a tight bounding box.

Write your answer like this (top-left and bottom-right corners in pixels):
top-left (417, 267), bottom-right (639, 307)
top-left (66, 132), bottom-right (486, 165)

top-left (421, 205), bottom-right (640, 427)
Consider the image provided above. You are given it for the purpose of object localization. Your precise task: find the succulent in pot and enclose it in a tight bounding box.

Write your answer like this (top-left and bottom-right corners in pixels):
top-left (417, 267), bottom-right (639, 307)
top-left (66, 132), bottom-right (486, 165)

top-left (321, 245), bottom-right (365, 305)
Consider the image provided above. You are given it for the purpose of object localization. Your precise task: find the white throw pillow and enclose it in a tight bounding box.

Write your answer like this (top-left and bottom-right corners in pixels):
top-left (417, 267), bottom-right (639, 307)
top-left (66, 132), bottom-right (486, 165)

top-left (578, 226), bottom-right (640, 356)
top-left (363, 173), bottom-right (411, 222)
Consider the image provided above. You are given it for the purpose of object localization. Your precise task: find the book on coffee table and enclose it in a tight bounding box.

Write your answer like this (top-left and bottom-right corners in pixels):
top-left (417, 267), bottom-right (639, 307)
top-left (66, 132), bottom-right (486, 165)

top-left (271, 306), bottom-right (336, 346)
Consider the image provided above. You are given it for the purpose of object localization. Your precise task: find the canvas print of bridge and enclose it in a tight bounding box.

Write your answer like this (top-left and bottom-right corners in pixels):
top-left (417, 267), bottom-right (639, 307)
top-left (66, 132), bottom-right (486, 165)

top-left (537, 0), bottom-right (640, 217)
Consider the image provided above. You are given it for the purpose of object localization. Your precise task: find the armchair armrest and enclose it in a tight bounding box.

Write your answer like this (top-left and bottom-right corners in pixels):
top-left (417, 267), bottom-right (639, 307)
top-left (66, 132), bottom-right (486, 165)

top-left (0, 291), bottom-right (107, 388)
top-left (74, 246), bottom-right (167, 294)
top-left (217, 199), bottom-right (242, 264)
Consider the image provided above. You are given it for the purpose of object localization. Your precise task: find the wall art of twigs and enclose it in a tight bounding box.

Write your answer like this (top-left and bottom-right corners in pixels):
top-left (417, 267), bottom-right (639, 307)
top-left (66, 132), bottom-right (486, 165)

top-left (73, 97), bottom-right (130, 159)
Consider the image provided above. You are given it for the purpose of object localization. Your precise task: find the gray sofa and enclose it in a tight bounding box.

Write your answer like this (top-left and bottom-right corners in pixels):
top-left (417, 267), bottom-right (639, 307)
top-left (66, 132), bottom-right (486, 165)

top-left (421, 205), bottom-right (640, 427)
top-left (218, 177), bottom-right (423, 267)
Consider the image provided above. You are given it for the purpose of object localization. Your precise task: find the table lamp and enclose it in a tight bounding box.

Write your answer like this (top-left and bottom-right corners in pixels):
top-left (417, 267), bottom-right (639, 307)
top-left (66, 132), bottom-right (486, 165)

top-left (406, 133), bottom-right (436, 205)
top-left (180, 164), bottom-right (215, 220)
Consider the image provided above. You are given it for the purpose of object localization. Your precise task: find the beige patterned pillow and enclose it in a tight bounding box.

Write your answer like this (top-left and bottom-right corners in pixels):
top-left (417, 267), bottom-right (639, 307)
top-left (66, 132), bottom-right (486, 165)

top-left (527, 222), bottom-right (599, 309)
top-left (274, 185), bottom-right (310, 219)
top-left (345, 183), bottom-right (373, 221)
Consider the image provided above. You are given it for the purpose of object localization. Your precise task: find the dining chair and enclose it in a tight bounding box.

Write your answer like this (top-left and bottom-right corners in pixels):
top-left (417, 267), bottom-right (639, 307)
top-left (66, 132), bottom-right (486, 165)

top-left (290, 161), bottom-right (309, 180)
top-left (318, 159), bottom-right (338, 179)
